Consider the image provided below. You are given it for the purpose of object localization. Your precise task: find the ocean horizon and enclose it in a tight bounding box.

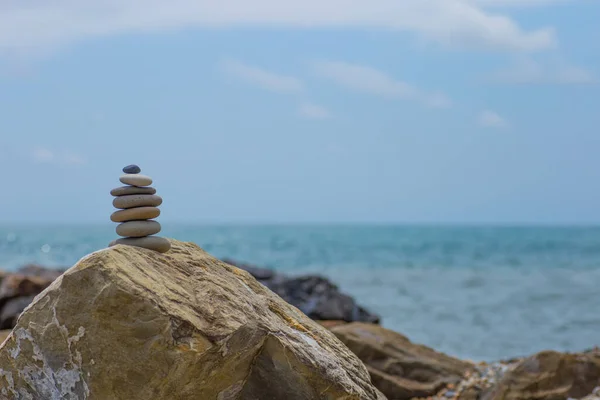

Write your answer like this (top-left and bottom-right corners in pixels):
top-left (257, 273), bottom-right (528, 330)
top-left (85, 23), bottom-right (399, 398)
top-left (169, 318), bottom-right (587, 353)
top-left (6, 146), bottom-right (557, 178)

top-left (2, 223), bottom-right (600, 361)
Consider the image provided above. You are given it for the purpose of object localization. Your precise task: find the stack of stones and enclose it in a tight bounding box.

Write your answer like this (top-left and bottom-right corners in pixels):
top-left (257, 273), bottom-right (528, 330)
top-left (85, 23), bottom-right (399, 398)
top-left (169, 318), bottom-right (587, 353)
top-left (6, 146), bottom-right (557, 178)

top-left (108, 164), bottom-right (171, 253)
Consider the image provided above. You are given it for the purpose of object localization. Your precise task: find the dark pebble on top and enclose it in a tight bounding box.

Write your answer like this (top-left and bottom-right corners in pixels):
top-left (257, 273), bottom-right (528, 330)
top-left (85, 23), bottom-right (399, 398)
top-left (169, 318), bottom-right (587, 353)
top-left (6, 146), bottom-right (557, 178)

top-left (123, 164), bottom-right (141, 174)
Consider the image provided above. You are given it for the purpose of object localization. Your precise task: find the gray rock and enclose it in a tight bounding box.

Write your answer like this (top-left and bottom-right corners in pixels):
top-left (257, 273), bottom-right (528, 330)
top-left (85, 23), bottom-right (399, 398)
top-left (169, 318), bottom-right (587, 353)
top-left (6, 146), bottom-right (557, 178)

top-left (116, 220), bottom-right (161, 238)
top-left (109, 236), bottom-right (171, 253)
top-left (113, 194), bottom-right (162, 209)
top-left (123, 164), bottom-right (141, 174)
top-left (110, 186), bottom-right (156, 197)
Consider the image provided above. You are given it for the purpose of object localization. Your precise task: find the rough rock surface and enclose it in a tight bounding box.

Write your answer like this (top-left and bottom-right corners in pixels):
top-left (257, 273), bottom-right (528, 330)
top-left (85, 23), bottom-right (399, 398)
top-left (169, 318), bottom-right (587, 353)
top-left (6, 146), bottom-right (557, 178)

top-left (479, 350), bottom-right (600, 400)
top-left (223, 258), bottom-right (380, 324)
top-left (0, 240), bottom-right (385, 400)
top-left (330, 322), bottom-right (475, 400)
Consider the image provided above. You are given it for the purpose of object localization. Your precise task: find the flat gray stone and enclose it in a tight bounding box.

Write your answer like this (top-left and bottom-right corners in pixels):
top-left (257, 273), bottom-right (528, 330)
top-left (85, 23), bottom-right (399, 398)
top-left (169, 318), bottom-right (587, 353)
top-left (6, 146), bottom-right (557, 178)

top-left (113, 194), bottom-right (162, 209)
top-left (110, 186), bottom-right (156, 197)
top-left (119, 174), bottom-right (152, 187)
top-left (110, 207), bottom-right (160, 223)
top-left (116, 220), bottom-right (161, 238)
top-left (109, 236), bottom-right (171, 253)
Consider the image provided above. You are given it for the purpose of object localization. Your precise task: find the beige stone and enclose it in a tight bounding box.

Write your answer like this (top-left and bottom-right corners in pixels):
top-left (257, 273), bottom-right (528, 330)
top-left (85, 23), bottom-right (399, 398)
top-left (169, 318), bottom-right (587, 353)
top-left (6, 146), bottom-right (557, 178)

top-left (119, 174), bottom-right (153, 187)
top-left (0, 240), bottom-right (385, 400)
top-left (116, 220), bottom-right (161, 237)
top-left (110, 207), bottom-right (160, 223)
top-left (109, 236), bottom-right (172, 253)
top-left (110, 186), bottom-right (156, 197)
top-left (113, 194), bottom-right (162, 209)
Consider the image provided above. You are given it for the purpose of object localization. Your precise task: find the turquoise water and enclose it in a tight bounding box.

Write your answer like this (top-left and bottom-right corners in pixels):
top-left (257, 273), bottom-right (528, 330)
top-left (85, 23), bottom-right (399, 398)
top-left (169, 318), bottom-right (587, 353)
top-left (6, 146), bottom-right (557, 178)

top-left (1, 224), bottom-right (600, 361)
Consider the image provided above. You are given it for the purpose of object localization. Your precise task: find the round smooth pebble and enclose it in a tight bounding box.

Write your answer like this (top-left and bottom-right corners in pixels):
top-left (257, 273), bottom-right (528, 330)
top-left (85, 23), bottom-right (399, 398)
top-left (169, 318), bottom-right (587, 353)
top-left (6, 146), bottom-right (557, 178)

top-left (113, 194), bottom-right (162, 209)
top-left (119, 174), bottom-right (152, 187)
top-left (116, 220), bottom-right (161, 237)
top-left (110, 207), bottom-right (160, 223)
top-left (110, 186), bottom-right (156, 197)
top-left (123, 164), bottom-right (141, 174)
top-left (109, 236), bottom-right (171, 253)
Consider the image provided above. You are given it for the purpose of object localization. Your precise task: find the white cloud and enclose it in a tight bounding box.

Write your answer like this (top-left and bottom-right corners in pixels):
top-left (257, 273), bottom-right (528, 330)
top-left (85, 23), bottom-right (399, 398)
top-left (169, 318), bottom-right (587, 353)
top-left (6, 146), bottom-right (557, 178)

top-left (489, 57), bottom-right (596, 84)
top-left (32, 148), bottom-right (55, 163)
top-left (478, 110), bottom-right (508, 128)
top-left (32, 148), bottom-right (86, 165)
top-left (0, 0), bottom-right (556, 57)
top-left (312, 61), bottom-right (452, 108)
top-left (221, 60), bottom-right (303, 93)
top-left (298, 103), bottom-right (331, 119)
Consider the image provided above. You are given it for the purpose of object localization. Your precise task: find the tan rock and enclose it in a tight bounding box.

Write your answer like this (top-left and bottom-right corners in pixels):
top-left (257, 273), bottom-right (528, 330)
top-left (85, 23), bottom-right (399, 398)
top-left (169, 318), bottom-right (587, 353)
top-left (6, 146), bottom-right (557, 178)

top-left (111, 206), bottom-right (160, 223)
top-left (110, 186), bottom-right (156, 197)
top-left (331, 322), bottom-right (475, 400)
top-left (113, 194), bottom-right (162, 209)
top-left (0, 329), bottom-right (10, 345)
top-left (115, 220), bottom-right (161, 237)
top-left (317, 320), bottom-right (349, 330)
top-left (481, 350), bottom-right (600, 400)
top-left (0, 240), bottom-right (385, 399)
top-left (109, 236), bottom-right (172, 253)
top-left (119, 173), bottom-right (152, 187)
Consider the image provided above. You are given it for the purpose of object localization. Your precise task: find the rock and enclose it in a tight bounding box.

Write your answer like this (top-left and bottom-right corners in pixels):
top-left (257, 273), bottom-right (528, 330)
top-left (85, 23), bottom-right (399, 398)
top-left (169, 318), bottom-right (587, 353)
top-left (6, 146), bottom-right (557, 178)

top-left (0, 274), bottom-right (53, 303)
top-left (0, 266), bottom-right (64, 330)
top-left (109, 236), bottom-right (172, 253)
top-left (110, 186), bottom-right (156, 197)
top-left (123, 164), bottom-right (141, 174)
top-left (331, 322), bottom-right (475, 400)
top-left (481, 350), bottom-right (600, 400)
top-left (16, 264), bottom-right (65, 280)
top-left (316, 320), bottom-right (349, 330)
top-left (119, 173), bottom-right (152, 187)
top-left (116, 220), bottom-right (162, 237)
top-left (222, 259), bottom-right (380, 324)
top-left (221, 258), bottom-right (276, 280)
top-left (0, 330), bottom-right (10, 344)
top-left (269, 276), bottom-right (380, 323)
top-left (111, 206), bottom-right (161, 223)
top-left (0, 295), bottom-right (35, 329)
top-left (113, 194), bottom-right (162, 209)
top-left (0, 240), bottom-right (385, 400)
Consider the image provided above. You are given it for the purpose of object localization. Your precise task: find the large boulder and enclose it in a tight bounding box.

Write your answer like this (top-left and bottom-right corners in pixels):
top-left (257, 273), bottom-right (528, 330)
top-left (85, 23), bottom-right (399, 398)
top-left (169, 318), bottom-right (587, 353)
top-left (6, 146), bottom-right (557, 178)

top-left (0, 240), bottom-right (385, 400)
top-left (223, 258), bottom-right (380, 324)
top-left (481, 350), bottom-right (600, 400)
top-left (330, 322), bottom-right (475, 400)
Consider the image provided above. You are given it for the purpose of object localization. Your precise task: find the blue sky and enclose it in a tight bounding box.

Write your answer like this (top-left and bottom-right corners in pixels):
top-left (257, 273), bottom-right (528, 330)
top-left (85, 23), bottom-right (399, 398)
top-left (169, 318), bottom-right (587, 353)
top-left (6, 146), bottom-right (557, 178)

top-left (0, 0), bottom-right (599, 224)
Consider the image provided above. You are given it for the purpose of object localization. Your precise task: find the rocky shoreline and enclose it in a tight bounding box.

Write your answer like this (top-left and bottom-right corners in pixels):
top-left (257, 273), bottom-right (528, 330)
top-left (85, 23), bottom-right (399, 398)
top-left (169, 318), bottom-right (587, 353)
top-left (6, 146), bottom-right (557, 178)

top-left (0, 244), bottom-right (599, 399)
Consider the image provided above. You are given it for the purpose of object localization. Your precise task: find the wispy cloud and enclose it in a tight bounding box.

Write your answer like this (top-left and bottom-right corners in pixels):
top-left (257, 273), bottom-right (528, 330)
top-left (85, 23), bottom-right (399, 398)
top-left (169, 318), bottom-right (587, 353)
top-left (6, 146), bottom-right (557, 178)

top-left (32, 148), bottom-right (55, 163)
top-left (298, 103), bottom-right (331, 119)
top-left (478, 110), bottom-right (508, 128)
top-left (32, 148), bottom-right (86, 165)
top-left (312, 61), bottom-right (452, 108)
top-left (0, 0), bottom-right (556, 58)
top-left (488, 57), bottom-right (596, 85)
top-left (221, 60), bottom-right (303, 93)
top-left (475, 0), bottom-right (573, 7)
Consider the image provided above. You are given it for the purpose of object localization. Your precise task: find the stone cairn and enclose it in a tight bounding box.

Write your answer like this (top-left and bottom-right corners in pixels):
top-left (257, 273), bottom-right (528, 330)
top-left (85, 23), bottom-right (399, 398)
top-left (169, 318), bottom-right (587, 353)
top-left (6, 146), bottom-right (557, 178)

top-left (108, 164), bottom-right (171, 253)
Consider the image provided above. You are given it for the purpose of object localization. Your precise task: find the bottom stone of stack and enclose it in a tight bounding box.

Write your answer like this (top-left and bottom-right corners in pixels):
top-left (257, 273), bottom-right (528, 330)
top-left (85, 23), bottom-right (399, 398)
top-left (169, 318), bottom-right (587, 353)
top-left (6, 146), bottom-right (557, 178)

top-left (109, 236), bottom-right (171, 253)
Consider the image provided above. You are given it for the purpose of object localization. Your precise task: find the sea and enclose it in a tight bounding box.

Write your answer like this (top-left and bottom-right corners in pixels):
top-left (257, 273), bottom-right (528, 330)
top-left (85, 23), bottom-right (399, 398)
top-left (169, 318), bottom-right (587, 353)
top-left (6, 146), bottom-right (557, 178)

top-left (1, 224), bottom-right (599, 362)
